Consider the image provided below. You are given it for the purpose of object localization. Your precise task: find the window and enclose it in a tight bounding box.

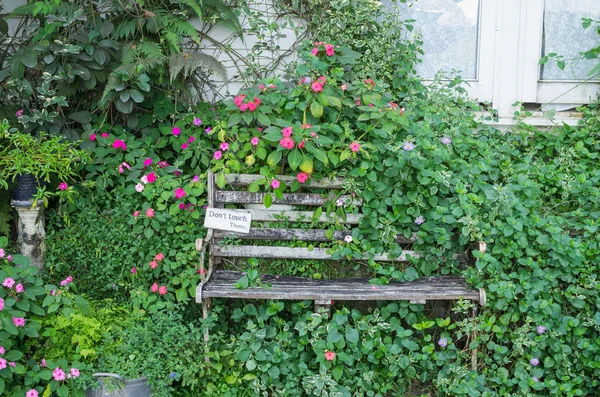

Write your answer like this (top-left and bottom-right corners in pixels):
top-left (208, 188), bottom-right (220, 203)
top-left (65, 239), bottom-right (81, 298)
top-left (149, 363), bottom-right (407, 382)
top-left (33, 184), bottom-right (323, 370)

top-left (389, 0), bottom-right (600, 124)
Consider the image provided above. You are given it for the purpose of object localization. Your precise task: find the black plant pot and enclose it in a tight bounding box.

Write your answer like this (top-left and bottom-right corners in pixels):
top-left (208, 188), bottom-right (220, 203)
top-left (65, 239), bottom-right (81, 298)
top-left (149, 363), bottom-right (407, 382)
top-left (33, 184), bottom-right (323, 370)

top-left (11, 174), bottom-right (41, 202)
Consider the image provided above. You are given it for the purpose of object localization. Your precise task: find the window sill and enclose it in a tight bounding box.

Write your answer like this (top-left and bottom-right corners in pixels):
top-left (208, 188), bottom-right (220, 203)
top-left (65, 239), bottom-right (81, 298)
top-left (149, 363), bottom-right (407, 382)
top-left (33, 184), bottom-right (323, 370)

top-left (475, 111), bottom-right (583, 128)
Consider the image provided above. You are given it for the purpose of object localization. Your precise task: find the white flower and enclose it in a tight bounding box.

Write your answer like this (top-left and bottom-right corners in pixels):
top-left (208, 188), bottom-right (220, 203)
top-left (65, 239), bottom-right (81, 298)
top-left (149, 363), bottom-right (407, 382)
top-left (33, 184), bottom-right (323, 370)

top-left (344, 235), bottom-right (353, 243)
top-left (141, 175), bottom-right (149, 184)
top-left (135, 183), bottom-right (145, 192)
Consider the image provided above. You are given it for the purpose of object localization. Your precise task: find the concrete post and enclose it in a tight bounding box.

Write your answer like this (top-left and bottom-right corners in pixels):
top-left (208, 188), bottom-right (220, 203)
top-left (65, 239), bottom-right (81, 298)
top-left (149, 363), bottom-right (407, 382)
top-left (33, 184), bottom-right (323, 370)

top-left (11, 200), bottom-right (45, 269)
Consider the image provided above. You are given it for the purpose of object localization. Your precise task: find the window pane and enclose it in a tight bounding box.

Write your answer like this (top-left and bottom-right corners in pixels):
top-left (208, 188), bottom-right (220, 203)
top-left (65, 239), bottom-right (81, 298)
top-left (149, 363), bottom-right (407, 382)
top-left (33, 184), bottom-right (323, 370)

top-left (541, 0), bottom-right (600, 81)
top-left (383, 0), bottom-right (480, 79)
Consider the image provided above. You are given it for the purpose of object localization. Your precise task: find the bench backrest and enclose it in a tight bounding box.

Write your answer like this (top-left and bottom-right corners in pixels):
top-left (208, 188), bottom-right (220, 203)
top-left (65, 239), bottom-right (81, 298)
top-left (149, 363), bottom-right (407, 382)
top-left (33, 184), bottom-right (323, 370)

top-left (207, 172), bottom-right (417, 261)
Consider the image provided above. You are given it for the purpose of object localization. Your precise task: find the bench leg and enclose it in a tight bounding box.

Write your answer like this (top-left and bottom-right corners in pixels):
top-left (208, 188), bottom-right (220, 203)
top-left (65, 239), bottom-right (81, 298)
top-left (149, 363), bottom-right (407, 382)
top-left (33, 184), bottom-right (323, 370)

top-left (315, 300), bottom-right (332, 319)
top-left (471, 306), bottom-right (479, 371)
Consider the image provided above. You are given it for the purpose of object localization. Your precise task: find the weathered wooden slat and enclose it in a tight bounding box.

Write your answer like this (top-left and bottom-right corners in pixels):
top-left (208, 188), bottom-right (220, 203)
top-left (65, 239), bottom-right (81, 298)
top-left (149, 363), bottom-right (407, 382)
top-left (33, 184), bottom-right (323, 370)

top-left (203, 271), bottom-right (482, 302)
top-left (213, 245), bottom-right (419, 261)
top-left (215, 191), bottom-right (362, 206)
top-left (247, 209), bottom-right (362, 224)
top-left (214, 228), bottom-right (416, 244)
top-left (224, 174), bottom-right (346, 189)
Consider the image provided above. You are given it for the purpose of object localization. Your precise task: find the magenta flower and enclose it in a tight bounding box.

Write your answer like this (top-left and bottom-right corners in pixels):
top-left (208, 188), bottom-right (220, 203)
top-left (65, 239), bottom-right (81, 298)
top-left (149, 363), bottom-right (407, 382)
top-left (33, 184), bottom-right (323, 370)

top-left (15, 109), bottom-right (24, 117)
top-left (181, 143), bottom-right (188, 150)
top-left (66, 276), bottom-right (73, 283)
top-left (279, 137), bottom-right (295, 150)
top-left (271, 180), bottom-right (280, 189)
top-left (248, 102), bottom-right (257, 112)
top-left (131, 267), bottom-right (137, 274)
top-left (193, 117), bottom-right (202, 126)
top-left (311, 47), bottom-right (319, 56)
top-left (158, 161), bottom-right (168, 168)
top-left (0, 346), bottom-right (4, 354)
top-left (325, 44), bottom-right (334, 56)
top-left (3, 278), bottom-right (15, 289)
top-left (147, 172), bottom-right (157, 183)
top-left (112, 139), bottom-right (127, 150)
top-left (143, 158), bottom-right (153, 167)
top-left (89, 133), bottom-right (96, 141)
top-left (188, 136), bottom-right (196, 143)
top-left (133, 211), bottom-right (140, 218)
top-left (205, 127), bottom-right (213, 134)
top-left (192, 175), bottom-right (200, 183)
top-left (146, 208), bottom-right (155, 218)
top-left (239, 103), bottom-right (249, 112)
top-left (0, 358), bottom-right (6, 369)
top-left (0, 248), bottom-right (4, 258)
top-left (101, 133), bottom-right (109, 138)
top-left (15, 283), bottom-right (24, 293)
top-left (311, 82), bottom-right (323, 92)
top-left (179, 203), bottom-right (186, 210)
top-left (220, 142), bottom-right (229, 151)
top-left (350, 142), bottom-right (361, 152)
top-left (213, 150), bottom-right (222, 160)
top-left (172, 127), bottom-right (181, 136)
top-left (174, 187), bottom-right (186, 199)
top-left (282, 127), bottom-right (293, 137)
top-left (26, 389), bottom-right (40, 397)
top-left (415, 216), bottom-right (425, 225)
top-left (70, 368), bottom-right (80, 378)
top-left (297, 172), bottom-right (308, 184)
top-left (13, 317), bottom-right (25, 327)
top-left (58, 182), bottom-right (68, 191)
top-left (41, 358), bottom-right (46, 367)
top-left (251, 137), bottom-right (260, 146)
top-left (0, 298), bottom-right (4, 311)
top-left (52, 367), bottom-right (66, 381)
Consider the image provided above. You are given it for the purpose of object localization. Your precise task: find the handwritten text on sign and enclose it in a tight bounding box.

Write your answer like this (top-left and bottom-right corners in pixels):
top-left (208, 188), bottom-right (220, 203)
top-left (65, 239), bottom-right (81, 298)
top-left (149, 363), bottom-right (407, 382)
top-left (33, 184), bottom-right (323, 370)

top-left (203, 208), bottom-right (252, 234)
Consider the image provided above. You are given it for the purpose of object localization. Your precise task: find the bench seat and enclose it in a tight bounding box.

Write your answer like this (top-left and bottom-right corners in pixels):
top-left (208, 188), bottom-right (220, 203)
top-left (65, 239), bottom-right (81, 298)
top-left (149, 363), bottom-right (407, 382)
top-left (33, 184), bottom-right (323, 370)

top-left (202, 270), bottom-right (486, 304)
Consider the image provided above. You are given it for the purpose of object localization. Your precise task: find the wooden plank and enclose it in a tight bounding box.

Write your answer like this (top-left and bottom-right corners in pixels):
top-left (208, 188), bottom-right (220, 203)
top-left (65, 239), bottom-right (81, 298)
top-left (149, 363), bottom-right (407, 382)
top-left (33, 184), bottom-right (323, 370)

top-left (213, 245), bottom-right (419, 261)
top-left (247, 209), bottom-right (362, 224)
top-left (202, 271), bottom-right (482, 302)
top-left (215, 191), bottom-right (362, 206)
top-left (224, 174), bottom-right (346, 189)
top-left (214, 228), bottom-right (416, 244)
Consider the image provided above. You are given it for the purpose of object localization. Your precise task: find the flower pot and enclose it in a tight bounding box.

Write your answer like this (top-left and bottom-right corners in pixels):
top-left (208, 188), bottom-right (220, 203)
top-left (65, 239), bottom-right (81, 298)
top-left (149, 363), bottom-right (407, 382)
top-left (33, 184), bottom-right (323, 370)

top-left (85, 373), bottom-right (152, 397)
top-left (11, 174), bottom-right (41, 203)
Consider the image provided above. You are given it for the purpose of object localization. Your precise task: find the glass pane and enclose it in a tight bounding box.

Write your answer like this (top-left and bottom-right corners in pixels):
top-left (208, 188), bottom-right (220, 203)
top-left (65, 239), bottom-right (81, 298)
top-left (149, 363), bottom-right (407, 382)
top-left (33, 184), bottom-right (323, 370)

top-left (541, 0), bottom-right (600, 81)
top-left (383, 0), bottom-right (480, 79)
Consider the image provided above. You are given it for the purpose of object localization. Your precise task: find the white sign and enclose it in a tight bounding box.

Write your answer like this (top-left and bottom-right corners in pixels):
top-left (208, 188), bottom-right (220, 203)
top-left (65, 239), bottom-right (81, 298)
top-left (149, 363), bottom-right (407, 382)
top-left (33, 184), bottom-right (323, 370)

top-left (203, 208), bottom-right (252, 234)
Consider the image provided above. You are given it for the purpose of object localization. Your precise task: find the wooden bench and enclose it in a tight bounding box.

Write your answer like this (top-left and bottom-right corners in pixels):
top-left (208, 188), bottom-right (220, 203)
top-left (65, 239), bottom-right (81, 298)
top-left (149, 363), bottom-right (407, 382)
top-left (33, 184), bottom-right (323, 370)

top-left (196, 172), bottom-right (486, 364)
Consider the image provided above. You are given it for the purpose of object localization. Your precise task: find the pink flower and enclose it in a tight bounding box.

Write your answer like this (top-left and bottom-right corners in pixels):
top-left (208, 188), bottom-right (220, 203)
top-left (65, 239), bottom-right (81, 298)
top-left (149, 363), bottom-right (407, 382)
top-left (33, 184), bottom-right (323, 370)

top-left (172, 127), bottom-right (181, 136)
top-left (41, 358), bottom-right (46, 367)
top-left (341, 84), bottom-right (347, 91)
top-left (298, 140), bottom-right (305, 149)
top-left (369, 103), bottom-right (374, 107)
top-left (6, 255), bottom-right (11, 262)
top-left (317, 76), bottom-right (326, 84)
top-left (52, 367), bottom-right (66, 381)
top-left (147, 172), bottom-right (156, 183)
top-left (325, 44), bottom-right (334, 56)
top-left (9, 362), bottom-right (15, 367)
top-left (0, 297), bottom-right (4, 311)
top-left (26, 389), bottom-right (39, 397)
top-left (15, 283), bottom-right (24, 293)
top-left (70, 368), bottom-right (80, 378)
top-left (101, 133), bottom-right (109, 138)
top-left (174, 170), bottom-right (181, 176)
top-left (0, 248), bottom-right (4, 258)
top-left (0, 346), bottom-right (4, 354)
top-left (302, 124), bottom-right (312, 129)
top-left (213, 150), bottom-right (222, 160)
top-left (192, 175), bottom-right (200, 183)
top-left (247, 102), bottom-right (257, 112)
top-left (350, 142), bottom-right (361, 152)
top-left (297, 172), bottom-right (309, 183)
top-left (271, 180), bottom-right (280, 189)
top-left (58, 182), bottom-right (68, 191)
top-left (193, 117), bottom-right (202, 126)
top-left (234, 94), bottom-right (246, 107)
top-left (3, 278), bottom-right (15, 288)
top-left (118, 165), bottom-right (124, 173)
top-left (205, 127), bottom-right (213, 134)
top-left (15, 109), bottom-right (24, 117)
top-left (66, 276), bottom-right (73, 283)
top-left (133, 211), bottom-right (140, 218)
top-left (135, 183), bottom-right (144, 192)
top-left (181, 143), bottom-right (188, 150)
top-left (89, 133), bottom-right (97, 141)
top-left (51, 290), bottom-right (56, 296)
top-left (324, 351), bottom-right (336, 361)
top-left (311, 47), bottom-right (319, 56)
top-left (141, 175), bottom-right (149, 184)
top-left (159, 286), bottom-right (167, 295)
top-left (174, 187), bottom-right (186, 199)
top-left (282, 127), bottom-right (293, 137)
top-left (150, 260), bottom-right (158, 269)
top-left (143, 158), bottom-right (153, 167)
top-left (220, 142), bottom-right (229, 151)
top-left (60, 279), bottom-right (68, 286)
top-left (258, 84), bottom-right (265, 90)
top-left (251, 137), bottom-right (259, 146)
top-left (158, 161), bottom-right (169, 168)
top-left (131, 267), bottom-right (137, 274)
top-left (254, 97), bottom-right (261, 105)
top-left (279, 137), bottom-right (295, 150)
top-left (151, 283), bottom-right (159, 292)
top-left (188, 136), bottom-right (196, 143)
top-left (310, 131), bottom-right (317, 137)
top-left (113, 139), bottom-right (127, 150)
top-left (146, 208), bottom-right (155, 218)
top-left (155, 253), bottom-right (165, 261)
top-left (179, 203), bottom-right (186, 210)
top-left (0, 358), bottom-right (6, 369)
top-left (257, 127), bottom-right (263, 132)
top-left (239, 103), bottom-right (249, 112)
top-left (311, 82), bottom-right (323, 92)
top-left (399, 107), bottom-right (405, 115)
top-left (13, 317), bottom-right (25, 327)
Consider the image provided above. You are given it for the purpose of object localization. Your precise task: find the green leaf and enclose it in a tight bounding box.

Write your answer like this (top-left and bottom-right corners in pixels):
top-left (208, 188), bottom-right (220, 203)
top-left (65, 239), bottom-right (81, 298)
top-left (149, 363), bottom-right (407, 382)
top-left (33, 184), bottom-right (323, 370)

top-left (1, 317), bottom-right (18, 335)
top-left (57, 385), bottom-right (69, 397)
top-left (4, 350), bottom-right (23, 361)
top-left (317, 93), bottom-right (329, 106)
top-left (263, 193), bottom-right (273, 208)
top-left (129, 89), bottom-right (145, 103)
top-left (332, 366), bottom-right (343, 381)
top-left (216, 173), bottom-right (226, 189)
top-left (20, 49), bottom-right (38, 68)
top-left (0, 379), bottom-right (4, 396)
top-left (228, 113), bottom-right (242, 127)
top-left (328, 96), bottom-right (342, 109)
top-left (176, 288), bottom-right (187, 302)
top-left (246, 359), bottom-right (257, 371)
top-left (69, 111), bottom-right (92, 124)
top-left (345, 328), bottom-right (359, 344)
top-left (267, 151), bottom-right (282, 167)
top-left (310, 101), bottom-right (323, 118)
top-left (257, 113), bottom-right (271, 126)
top-left (288, 149), bottom-right (302, 170)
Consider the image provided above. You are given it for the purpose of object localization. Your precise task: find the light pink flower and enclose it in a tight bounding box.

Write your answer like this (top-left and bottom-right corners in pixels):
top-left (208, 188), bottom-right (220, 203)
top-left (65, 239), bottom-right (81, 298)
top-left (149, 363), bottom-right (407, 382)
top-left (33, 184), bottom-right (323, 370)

top-left (155, 253), bottom-right (165, 261)
top-left (172, 127), bottom-right (181, 136)
top-left (0, 346), bottom-right (4, 354)
top-left (89, 133), bottom-right (97, 141)
top-left (15, 283), bottom-right (24, 293)
top-left (70, 368), bottom-right (80, 378)
top-left (26, 389), bottom-right (39, 397)
top-left (135, 183), bottom-right (144, 192)
top-left (151, 283), bottom-right (159, 292)
top-left (41, 358), bottom-right (46, 367)
top-left (66, 276), bottom-right (73, 283)
top-left (13, 317), bottom-right (25, 327)
top-left (271, 180), bottom-right (280, 189)
top-left (15, 109), bottom-right (24, 117)
top-left (213, 150), bottom-right (222, 160)
top-left (251, 137), bottom-right (259, 146)
top-left (0, 248), bottom-right (4, 258)
top-left (324, 351), bottom-right (336, 361)
top-left (297, 172), bottom-right (309, 184)
top-left (311, 47), bottom-right (319, 56)
top-left (159, 286), bottom-right (167, 295)
top-left (192, 175), bottom-right (200, 183)
top-left (118, 165), bottom-right (124, 173)
top-left (140, 175), bottom-right (149, 184)
top-left (193, 117), bottom-right (202, 126)
top-left (144, 158), bottom-right (153, 167)
top-left (158, 161), bottom-right (169, 168)
top-left (344, 235), bottom-right (353, 243)
top-left (174, 187), bottom-right (186, 199)
top-left (133, 211), bottom-right (140, 218)
top-left (0, 297), bottom-right (4, 311)
top-left (52, 367), bottom-right (66, 381)
top-left (9, 362), bottom-right (15, 367)
top-left (146, 208), bottom-right (155, 218)
top-left (311, 82), bottom-right (323, 92)
top-left (58, 182), bottom-right (68, 191)
top-left (282, 127), bottom-right (293, 137)
top-left (239, 103), bottom-right (249, 112)
top-left (220, 142), bottom-right (229, 151)
top-left (350, 142), bottom-right (361, 152)
top-left (3, 278), bottom-right (15, 288)
top-left (0, 358), bottom-right (6, 369)
top-left (279, 137), bottom-right (295, 150)
top-left (150, 260), bottom-right (158, 269)
top-left (325, 44), bottom-right (334, 56)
